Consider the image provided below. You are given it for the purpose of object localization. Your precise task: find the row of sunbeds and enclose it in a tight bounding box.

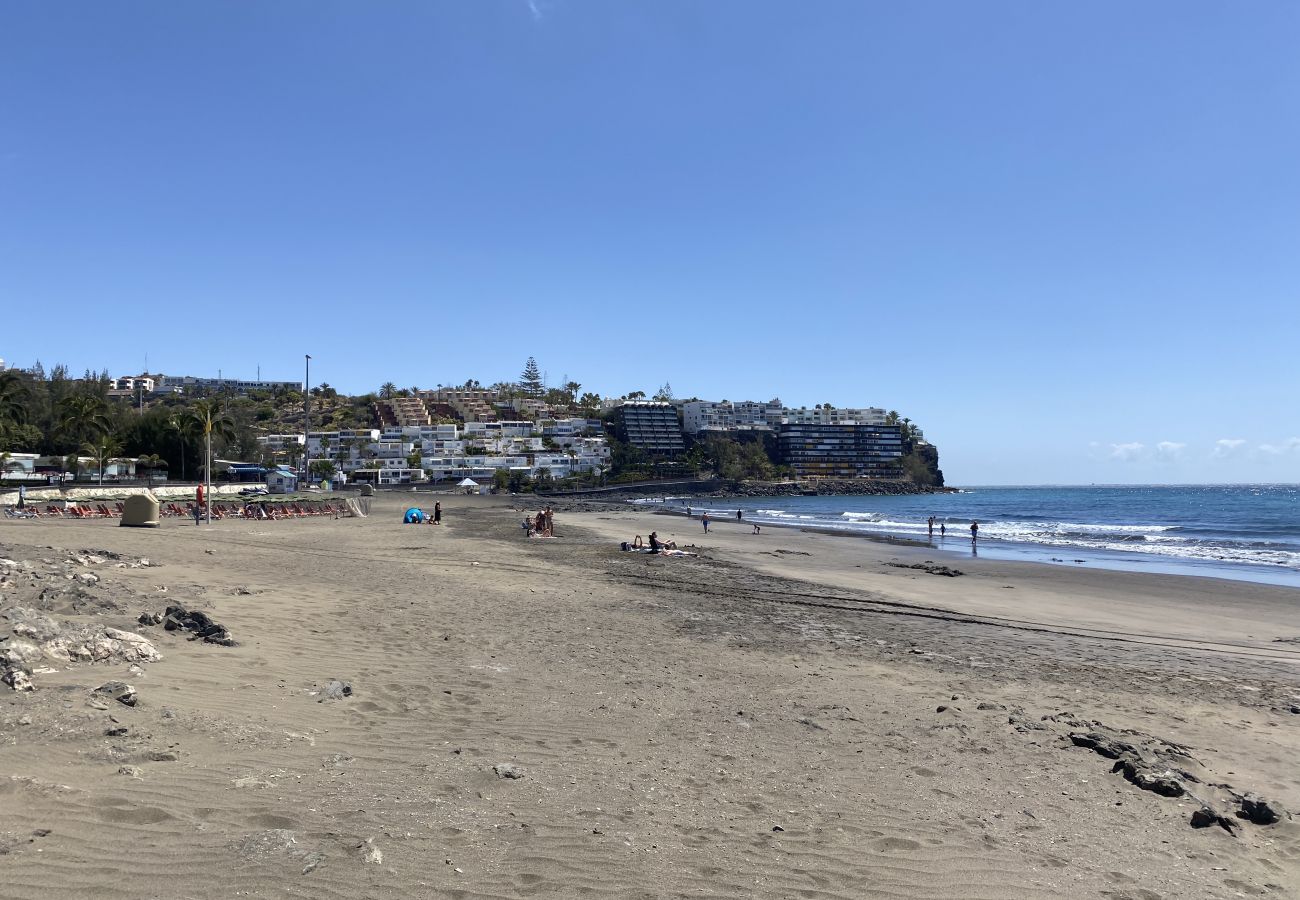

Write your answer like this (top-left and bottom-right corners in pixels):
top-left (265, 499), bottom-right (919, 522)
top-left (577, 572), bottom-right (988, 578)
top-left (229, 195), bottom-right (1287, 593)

top-left (4, 500), bottom-right (345, 520)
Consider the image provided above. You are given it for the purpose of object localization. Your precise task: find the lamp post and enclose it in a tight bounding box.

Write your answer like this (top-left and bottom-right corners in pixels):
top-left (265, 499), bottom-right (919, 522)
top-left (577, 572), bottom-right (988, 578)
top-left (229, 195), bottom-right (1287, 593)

top-left (303, 354), bottom-right (312, 486)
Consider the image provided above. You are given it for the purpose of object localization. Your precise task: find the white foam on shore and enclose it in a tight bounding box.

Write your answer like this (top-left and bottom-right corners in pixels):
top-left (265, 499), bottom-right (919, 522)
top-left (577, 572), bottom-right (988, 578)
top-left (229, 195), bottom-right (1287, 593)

top-left (743, 509), bottom-right (1300, 571)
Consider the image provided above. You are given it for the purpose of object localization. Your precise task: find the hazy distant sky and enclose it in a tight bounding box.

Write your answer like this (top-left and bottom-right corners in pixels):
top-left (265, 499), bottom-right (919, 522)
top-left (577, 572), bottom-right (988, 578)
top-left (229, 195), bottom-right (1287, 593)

top-left (1, 2), bottom-right (1297, 484)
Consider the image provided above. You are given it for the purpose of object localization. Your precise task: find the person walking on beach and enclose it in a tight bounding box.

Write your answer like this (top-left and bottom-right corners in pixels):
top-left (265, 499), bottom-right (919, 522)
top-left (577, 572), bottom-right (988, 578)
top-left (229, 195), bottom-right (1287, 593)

top-left (970, 521), bottom-right (979, 543)
top-left (433, 502), bottom-right (442, 525)
top-left (737, 509), bottom-right (743, 522)
top-left (928, 516), bottom-right (934, 538)
top-left (701, 512), bottom-right (709, 534)
top-left (17, 483), bottom-right (25, 510)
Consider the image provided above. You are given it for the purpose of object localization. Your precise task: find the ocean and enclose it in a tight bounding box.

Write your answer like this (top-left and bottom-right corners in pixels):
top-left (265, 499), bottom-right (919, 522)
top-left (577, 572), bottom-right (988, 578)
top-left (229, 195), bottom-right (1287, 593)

top-left (641, 484), bottom-right (1300, 588)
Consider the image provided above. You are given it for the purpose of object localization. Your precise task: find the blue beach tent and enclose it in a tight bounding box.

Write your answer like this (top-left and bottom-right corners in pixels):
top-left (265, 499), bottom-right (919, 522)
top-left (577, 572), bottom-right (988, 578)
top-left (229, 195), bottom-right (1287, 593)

top-left (403, 508), bottom-right (425, 524)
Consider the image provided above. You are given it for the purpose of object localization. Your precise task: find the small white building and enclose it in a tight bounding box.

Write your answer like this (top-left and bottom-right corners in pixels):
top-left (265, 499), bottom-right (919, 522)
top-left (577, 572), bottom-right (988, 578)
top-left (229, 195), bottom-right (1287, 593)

top-left (267, 470), bottom-right (299, 494)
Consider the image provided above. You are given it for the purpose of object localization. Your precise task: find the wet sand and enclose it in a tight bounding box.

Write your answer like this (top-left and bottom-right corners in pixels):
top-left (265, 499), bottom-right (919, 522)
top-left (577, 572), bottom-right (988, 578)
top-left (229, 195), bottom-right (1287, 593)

top-left (1, 494), bottom-right (1297, 899)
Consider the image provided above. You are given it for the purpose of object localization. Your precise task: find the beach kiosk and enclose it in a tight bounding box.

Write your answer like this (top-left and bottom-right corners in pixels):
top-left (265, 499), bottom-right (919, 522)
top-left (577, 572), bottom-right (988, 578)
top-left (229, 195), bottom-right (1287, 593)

top-left (267, 470), bottom-right (299, 494)
top-left (119, 493), bottom-right (160, 528)
top-left (457, 477), bottom-right (480, 495)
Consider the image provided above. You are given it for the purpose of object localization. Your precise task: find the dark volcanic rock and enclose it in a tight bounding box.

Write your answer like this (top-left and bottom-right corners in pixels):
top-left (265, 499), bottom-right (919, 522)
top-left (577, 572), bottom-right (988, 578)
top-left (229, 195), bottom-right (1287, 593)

top-left (1237, 793), bottom-right (1288, 826)
top-left (1191, 806), bottom-right (1239, 834)
top-left (1069, 731), bottom-right (1138, 760)
top-left (886, 562), bottom-right (964, 577)
top-left (146, 604), bottom-right (236, 646)
top-left (1111, 757), bottom-right (1184, 797)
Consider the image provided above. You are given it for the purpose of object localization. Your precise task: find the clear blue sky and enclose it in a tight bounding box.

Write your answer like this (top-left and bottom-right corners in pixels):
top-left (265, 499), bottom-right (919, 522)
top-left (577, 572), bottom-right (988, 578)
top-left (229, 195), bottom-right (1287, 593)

top-left (2, 2), bottom-right (1297, 484)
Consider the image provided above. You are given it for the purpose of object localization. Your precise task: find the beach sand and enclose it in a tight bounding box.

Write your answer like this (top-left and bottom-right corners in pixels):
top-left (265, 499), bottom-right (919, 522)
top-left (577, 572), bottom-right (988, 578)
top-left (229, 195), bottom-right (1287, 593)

top-left (1, 494), bottom-right (1297, 899)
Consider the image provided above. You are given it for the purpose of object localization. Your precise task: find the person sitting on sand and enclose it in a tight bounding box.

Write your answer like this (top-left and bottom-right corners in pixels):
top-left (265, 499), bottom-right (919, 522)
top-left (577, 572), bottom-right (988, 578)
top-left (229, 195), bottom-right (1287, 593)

top-left (648, 531), bottom-right (677, 552)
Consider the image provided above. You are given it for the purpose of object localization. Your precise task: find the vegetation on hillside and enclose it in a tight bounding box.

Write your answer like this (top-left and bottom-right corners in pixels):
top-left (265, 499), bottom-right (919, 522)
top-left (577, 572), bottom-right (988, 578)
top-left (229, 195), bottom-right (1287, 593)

top-left (0, 357), bottom-right (942, 487)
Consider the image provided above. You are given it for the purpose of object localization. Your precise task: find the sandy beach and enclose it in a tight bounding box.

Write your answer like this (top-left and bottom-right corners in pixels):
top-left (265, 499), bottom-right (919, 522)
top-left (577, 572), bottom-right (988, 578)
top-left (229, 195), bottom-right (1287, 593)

top-left (2, 494), bottom-right (1297, 899)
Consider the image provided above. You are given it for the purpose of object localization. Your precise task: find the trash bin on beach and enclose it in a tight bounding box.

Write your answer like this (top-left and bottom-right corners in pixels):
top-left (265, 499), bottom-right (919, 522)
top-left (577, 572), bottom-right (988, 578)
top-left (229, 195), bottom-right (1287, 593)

top-left (120, 494), bottom-right (161, 528)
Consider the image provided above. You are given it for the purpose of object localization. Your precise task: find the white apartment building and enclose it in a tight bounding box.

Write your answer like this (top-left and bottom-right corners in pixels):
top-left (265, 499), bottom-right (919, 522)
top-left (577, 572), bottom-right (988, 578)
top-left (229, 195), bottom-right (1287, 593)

top-left (306, 429), bottom-right (380, 460)
top-left (259, 434), bottom-right (306, 453)
top-left (421, 455), bottom-right (530, 480)
top-left (777, 406), bottom-right (886, 426)
top-left (380, 424), bottom-right (460, 443)
top-left (463, 421), bottom-right (536, 440)
top-left (681, 399), bottom-right (885, 433)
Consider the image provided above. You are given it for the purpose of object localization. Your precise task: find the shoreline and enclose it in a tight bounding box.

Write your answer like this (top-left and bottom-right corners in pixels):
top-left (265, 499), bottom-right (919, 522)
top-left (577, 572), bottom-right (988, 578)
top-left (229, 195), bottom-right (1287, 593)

top-left (625, 495), bottom-right (1300, 590)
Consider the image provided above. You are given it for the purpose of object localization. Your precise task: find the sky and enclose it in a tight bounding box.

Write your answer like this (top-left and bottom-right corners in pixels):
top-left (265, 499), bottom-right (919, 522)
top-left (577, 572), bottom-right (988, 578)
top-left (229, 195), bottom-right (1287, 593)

top-left (1, 2), bottom-right (1297, 485)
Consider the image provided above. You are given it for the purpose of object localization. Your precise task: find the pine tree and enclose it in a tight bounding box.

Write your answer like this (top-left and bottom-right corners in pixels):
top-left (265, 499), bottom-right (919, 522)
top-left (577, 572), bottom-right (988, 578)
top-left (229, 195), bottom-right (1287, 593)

top-left (520, 357), bottom-right (543, 398)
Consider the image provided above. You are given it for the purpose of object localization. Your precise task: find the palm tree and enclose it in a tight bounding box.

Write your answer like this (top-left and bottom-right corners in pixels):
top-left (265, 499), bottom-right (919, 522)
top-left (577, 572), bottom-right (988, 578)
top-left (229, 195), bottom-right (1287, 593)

top-left (137, 453), bottom-right (167, 485)
top-left (186, 400), bottom-right (236, 524)
top-left (82, 436), bottom-right (123, 486)
top-left (58, 394), bottom-right (112, 447)
top-left (0, 371), bottom-right (30, 426)
top-left (379, 382), bottom-right (397, 399)
top-left (168, 413), bottom-right (194, 481)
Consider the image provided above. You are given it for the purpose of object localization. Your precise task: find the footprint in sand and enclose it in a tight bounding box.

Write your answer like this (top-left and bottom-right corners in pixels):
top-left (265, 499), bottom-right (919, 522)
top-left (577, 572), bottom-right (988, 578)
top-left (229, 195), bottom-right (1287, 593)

top-left (872, 836), bottom-right (921, 852)
top-left (246, 813), bottom-right (297, 830)
top-left (96, 805), bottom-right (175, 825)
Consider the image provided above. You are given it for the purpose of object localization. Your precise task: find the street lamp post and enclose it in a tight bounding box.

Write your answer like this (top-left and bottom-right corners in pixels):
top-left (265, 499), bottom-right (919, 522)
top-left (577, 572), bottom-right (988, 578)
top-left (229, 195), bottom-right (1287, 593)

top-left (303, 354), bottom-right (312, 486)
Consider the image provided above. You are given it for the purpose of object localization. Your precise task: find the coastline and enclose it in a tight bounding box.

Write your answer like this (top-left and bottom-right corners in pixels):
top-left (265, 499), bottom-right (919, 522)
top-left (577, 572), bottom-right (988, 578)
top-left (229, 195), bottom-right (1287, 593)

top-left (621, 489), bottom-right (1300, 593)
top-left (570, 503), bottom-right (1300, 658)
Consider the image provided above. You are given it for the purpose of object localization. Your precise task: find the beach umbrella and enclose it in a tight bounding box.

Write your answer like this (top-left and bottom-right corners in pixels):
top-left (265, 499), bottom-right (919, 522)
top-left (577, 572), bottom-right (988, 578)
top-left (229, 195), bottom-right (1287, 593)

top-left (457, 478), bottom-right (479, 487)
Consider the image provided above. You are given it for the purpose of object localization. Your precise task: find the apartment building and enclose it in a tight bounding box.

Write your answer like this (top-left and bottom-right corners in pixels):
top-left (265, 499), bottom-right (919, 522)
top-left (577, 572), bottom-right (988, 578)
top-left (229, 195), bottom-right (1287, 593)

top-left (608, 401), bottom-right (685, 455)
top-left (778, 423), bottom-right (904, 479)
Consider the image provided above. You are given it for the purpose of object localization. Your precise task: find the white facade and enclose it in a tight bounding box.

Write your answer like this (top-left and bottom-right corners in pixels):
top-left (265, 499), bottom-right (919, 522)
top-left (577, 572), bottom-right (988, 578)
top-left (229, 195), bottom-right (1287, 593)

top-left (778, 406), bottom-right (886, 426)
top-left (682, 399), bottom-right (882, 433)
top-left (463, 420), bottom-right (536, 439)
top-left (267, 471), bottom-right (299, 493)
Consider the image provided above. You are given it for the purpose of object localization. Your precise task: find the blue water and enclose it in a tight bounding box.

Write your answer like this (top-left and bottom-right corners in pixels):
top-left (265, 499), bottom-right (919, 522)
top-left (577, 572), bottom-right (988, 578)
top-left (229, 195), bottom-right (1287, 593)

top-left (642, 485), bottom-right (1300, 588)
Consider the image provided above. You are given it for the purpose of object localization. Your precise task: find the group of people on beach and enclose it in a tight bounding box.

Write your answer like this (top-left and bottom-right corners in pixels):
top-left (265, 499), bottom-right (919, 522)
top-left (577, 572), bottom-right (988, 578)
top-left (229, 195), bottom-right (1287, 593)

top-left (927, 515), bottom-right (979, 543)
top-left (525, 506), bottom-right (555, 538)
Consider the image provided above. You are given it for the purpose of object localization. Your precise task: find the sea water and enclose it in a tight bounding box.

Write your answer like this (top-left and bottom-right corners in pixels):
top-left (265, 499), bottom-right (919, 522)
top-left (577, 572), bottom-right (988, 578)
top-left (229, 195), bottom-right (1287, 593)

top-left (643, 485), bottom-right (1300, 587)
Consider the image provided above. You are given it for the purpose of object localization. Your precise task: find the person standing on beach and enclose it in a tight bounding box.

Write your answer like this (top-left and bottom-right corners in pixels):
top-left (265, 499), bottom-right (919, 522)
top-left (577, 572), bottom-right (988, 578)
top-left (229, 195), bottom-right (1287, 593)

top-left (928, 516), bottom-right (934, 538)
top-left (17, 483), bottom-right (25, 510)
top-left (736, 509), bottom-right (743, 522)
top-left (702, 512), bottom-right (709, 534)
top-left (544, 506), bottom-right (554, 536)
top-left (433, 502), bottom-right (442, 525)
top-left (940, 522), bottom-right (945, 536)
top-left (970, 521), bottom-right (979, 543)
